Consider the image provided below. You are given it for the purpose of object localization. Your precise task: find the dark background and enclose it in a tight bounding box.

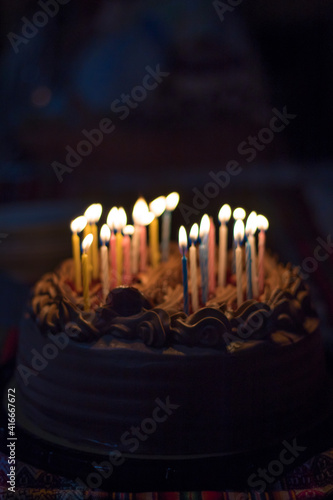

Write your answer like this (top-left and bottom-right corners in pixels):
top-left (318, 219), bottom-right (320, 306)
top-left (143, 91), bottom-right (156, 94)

top-left (0, 0), bottom-right (332, 351)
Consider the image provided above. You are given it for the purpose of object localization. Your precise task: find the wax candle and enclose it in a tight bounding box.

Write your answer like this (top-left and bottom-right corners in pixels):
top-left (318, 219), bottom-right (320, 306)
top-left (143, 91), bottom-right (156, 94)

top-left (199, 214), bottom-right (210, 305)
top-left (149, 196), bottom-right (166, 268)
top-left (70, 215), bottom-right (87, 291)
top-left (234, 219), bottom-right (244, 308)
top-left (208, 216), bottom-right (216, 295)
top-left (246, 211), bottom-right (259, 298)
top-left (218, 204), bottom-right (231, 288)
top-left (132, 198), bottom-right (151, 274)
top-left (82, 233), bottom-right (93, 311)
top-left (179, 226), bottom-right (189, 315)
top-left (115, 207), bottom-right (127, 285)
top-left (107, 207), bottom-right (118, 289)
top-left (245, 238), bottom-right (252, 300)
top-left (100, 224), bottom-right (110, 301)
top-left (232, 207), bottom-right (246, 274)
top-left (257, 214), bottom-right (269, 295)
top-left (189, 223), bottom-right (199, 312)
top-left (123, 225), bottom-right (134, 285)
top-left (161, 192), bottom-right (179, 261)
top-left (84, 204), bottom-right (102, 280)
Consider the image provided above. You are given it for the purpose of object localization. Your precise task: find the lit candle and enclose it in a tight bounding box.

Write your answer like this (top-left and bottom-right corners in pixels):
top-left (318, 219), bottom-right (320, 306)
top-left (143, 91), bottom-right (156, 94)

top-left (246, 211), bottom-right (259, 298)
top-left (149, 196), bottom-right (166, 268)
top-left (257, 214), bottom-right (269, 295)
top-left (199, 214), bottom-right (210, 305)
top-left (245, 217), bottom-right (254, 300)
top-left (234, 219), bottom-right (244, 308)
top-left (107, 207), bottom-right (118, 289)
top-left (70, 215), bottom-right (87, 291)
top-left (115, 207), bottom-right (127, 285)
top-left (161, 192), bottom-right (179, 261)
top-left (189, 223), bottom-right (199, 312)
top-left (84, 204), bottom-right (102, 281)
top-left (208, 216), bottom-right (216, 295)
top-left (82, 233), bottom-right (93, 311)
top-left (123, 225), bottom-right (134, 285)
top-left (100, 224), bottom-right (111, 301)
top-left (179, 226), bottom-right (189, 315)
top-left (232, 207), bottom-right (246, 274)
top-left (132, 198), bottom-right (150, 274)
top-left (218, 204), bottom-right (231, 288)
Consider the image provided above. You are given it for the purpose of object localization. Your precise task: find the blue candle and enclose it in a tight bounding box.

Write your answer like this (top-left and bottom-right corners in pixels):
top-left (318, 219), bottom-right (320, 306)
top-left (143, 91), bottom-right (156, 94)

top-left (245, 238), bottom-right (252, 300)
top-left (179, 226), bottom-right (189, 315)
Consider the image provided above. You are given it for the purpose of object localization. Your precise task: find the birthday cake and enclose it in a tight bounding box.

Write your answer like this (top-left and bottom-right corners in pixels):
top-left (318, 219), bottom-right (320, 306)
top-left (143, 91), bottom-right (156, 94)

top-left (15, 242), bottom-right (328, 458)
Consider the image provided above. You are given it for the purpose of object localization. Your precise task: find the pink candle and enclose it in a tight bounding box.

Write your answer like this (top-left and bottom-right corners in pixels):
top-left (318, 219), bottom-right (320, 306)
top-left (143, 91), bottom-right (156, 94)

top-left (109, 231), bottom-right (117, 289)
top-left (257, 215), bottom-right (269, 295)
top-left (140, 225), bottom-right (147, 272)
top-left (123, 225), bottom-right (134, 285)
top-left (208, 216), bottom-right (216, 295)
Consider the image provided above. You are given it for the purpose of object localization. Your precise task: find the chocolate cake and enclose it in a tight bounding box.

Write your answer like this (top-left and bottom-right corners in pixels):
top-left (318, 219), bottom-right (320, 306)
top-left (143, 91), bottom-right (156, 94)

top-left (15, 246), bottom-right (328, 458)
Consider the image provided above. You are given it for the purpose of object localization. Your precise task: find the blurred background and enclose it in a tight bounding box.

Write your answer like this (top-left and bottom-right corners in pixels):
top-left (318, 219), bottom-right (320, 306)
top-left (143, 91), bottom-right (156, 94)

top-left (0, 0), bottom-right (333, 358)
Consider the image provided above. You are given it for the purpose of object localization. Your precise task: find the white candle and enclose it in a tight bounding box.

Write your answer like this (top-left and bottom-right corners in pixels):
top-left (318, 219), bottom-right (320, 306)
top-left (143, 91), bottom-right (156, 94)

top-left (100, 224), bottom-right (111, 301)
top-left (161, 192), bottom-right (179, 261)
top-left (199, 214), bottom-right (210, 305)
top-left (189, 223), bottom-right (199, 312)
top-left (218, 204), bottom-right (231, 287)
top-left (234, 219), bottom-right (244, 308)
top-left (149, 196), bottom-right (166, 268)
top-left (107, 207), bottom-right (118, 289)
top-left (70, 215), bottom-right (87, 291)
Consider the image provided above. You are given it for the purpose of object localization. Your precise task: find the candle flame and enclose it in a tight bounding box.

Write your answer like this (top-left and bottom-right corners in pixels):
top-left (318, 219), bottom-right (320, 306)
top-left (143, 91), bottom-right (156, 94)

top-left (165, 192), bottom-right (179, 211)
top-left (132, 197), bottom-right (149, 225)
top-left (178, 225), bottom-right (187, 250)
top-left (116, 207), bottom-right (127, 230)
top-left (70, 215), bottom-right (87, 233)
top-left (100, 224), bottom-right (111, 244)
top-left (149, 196), bottom-right (166, 217)
top-left (82, 233), bottom-right (93, 252)
top-left (143, 211), bottom-right (155, 226)
top-left (234, 219), bottom-right (244, 243)
top-left (107, 206), bottom-right (118, 231)
top-left (218, 204), bottom-right (231, 223)
top-left (199, 214), bottom-right (210, 238)
top-left (246, 211), bottom-right (258, 235)
top-left (245, 211), bottom-right (257, 235)
top-left (190, 223), bottom-right (199, 242)
top-left (233, 207), bottom-right (246, 220)
top-left (84, 203), bottom-right (102, 223)
top-left (257, 214), bottom-right (269, 231)
top-left (123, 224), bottom-right (134, 236)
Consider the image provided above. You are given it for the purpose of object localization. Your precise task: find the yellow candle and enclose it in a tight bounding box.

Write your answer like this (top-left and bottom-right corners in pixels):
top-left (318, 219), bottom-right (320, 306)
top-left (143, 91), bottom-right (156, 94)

top-left (84, 203), bottom-right (102, 281)
top-left (70, 216), bottom-right (87, 291)
top-left (116, 231), bottom-right (123, 285)
top-left (100, 224), bottom-right (111, 301)
top-left (149, 196), bottom-right (166, 268)
top-left (149, 217), bottom-right (159, 267)
top-left (82, 233), bottom-right (93, 311)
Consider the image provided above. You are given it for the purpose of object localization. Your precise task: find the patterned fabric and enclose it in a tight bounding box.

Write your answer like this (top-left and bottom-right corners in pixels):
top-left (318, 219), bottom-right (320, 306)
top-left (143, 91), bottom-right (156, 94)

top-left (1, 450), bottom-right (333, 499)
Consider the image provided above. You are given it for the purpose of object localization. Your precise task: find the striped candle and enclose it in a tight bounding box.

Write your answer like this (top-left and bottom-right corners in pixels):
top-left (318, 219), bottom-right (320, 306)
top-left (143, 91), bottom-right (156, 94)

top-left (179, 226), bottom-right (189, 315)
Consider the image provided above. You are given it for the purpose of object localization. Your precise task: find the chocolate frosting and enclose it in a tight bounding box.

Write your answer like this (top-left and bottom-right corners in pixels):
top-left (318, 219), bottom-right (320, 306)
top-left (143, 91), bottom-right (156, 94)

top-left (28, 252), bottom-right (317, 350)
